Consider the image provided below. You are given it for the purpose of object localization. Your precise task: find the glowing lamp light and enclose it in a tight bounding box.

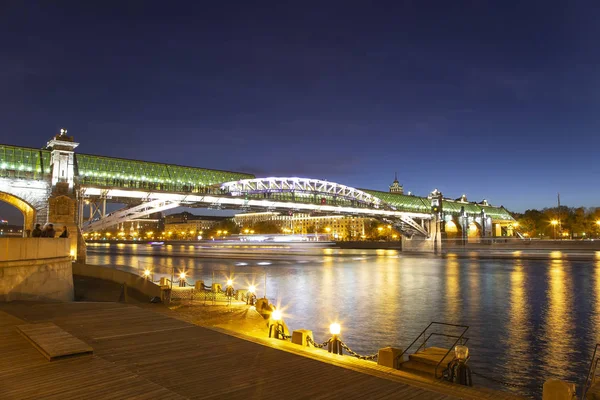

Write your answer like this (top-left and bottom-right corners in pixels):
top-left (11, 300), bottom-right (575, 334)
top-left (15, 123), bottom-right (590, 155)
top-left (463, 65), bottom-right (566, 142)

top-left (179, 271), bottom-right (186, 279)
top-left (551, 220), bottom-right (558, 226)
top-left (248, 285), bottom-right (256, 293)
top-left (271, 309), bottom-right (282, 321)
top-left (226, 279), bottom-right (233, 287)
top-left (454, 345), bottom-right (469, 361)
top-left (143, 269), bottom-right (151, 277)
top-left (329, 323), bottom-right (341, 335)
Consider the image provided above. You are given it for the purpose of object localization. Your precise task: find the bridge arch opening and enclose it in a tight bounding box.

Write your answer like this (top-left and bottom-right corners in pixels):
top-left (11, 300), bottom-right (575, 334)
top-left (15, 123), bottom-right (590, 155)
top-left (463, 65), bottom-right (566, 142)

top-left (0, 191), bottom-right (36, 236)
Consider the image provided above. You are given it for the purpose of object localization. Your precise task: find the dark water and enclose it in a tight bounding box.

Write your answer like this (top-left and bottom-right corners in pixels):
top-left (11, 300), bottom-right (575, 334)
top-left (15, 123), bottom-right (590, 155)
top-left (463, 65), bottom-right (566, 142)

top-left (87, 243), bottom-right (600, 398)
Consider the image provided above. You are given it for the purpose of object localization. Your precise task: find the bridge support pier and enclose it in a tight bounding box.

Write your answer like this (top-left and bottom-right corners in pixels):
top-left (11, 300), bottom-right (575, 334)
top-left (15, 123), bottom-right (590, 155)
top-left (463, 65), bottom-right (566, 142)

top-left (401, 216), bottom-right (442, 253)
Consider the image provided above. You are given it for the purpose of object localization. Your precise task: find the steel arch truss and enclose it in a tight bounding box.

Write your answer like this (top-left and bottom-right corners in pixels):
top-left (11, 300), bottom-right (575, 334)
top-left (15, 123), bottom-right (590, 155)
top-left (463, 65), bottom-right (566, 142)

top-left (221, 177), bottom-right (388, 208)
top-left (82, 198), bottom-right (180, 233)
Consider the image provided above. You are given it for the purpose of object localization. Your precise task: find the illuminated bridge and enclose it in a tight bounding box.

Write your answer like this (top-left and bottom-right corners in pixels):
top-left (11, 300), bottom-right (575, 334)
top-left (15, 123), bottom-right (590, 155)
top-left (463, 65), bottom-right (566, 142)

top-left (0, 130), bottom-right (515, 256)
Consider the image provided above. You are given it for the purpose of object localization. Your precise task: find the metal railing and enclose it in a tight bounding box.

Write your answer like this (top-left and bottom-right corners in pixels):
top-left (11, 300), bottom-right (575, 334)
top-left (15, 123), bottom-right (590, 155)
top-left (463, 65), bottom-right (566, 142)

top-left (582, 343), bottom-right (600, 399)
top-left (396, 322), bottom-right (469, 378)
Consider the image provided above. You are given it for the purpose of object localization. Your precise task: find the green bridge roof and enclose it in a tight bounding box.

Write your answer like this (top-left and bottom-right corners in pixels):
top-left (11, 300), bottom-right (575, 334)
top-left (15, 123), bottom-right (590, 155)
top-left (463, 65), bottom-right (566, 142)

top-left (75, 153), bottom-right (254, 189)
top-left (0, 144), bottom-right (51, 180)
top-left (363, 189), bottom-right (514, 221)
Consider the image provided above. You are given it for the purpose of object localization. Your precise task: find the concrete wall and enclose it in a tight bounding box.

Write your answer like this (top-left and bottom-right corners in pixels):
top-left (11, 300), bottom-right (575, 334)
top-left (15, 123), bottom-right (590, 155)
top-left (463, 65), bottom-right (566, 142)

top-left (0, 238), bottom-right (73, 302)
top-left (72, 263), bottom-right (162, 299)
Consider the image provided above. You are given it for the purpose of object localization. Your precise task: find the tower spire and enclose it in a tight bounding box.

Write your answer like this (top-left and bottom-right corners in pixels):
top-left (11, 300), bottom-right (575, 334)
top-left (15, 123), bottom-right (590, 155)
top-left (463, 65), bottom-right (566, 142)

top-left (389, 172), bottom-right (403, 194)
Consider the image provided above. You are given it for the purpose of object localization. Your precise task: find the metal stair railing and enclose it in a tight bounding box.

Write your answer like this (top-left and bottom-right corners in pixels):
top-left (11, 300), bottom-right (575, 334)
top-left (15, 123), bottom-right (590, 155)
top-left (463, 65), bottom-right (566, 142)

top-left (582, 343), bottom-right (600, 400)
top-left (395, 322), bottom-right (469, 379)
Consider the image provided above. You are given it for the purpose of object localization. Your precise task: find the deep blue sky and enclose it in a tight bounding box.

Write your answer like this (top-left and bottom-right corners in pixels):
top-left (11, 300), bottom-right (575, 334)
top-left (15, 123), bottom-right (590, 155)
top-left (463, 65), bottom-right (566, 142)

top-left (1, 1), bottom-right (599, 222)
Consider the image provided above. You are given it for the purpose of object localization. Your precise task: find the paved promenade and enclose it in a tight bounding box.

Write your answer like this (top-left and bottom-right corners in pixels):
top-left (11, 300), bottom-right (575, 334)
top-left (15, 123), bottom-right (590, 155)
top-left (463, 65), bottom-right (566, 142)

top-left (0, 302), bottom-right (522, 399)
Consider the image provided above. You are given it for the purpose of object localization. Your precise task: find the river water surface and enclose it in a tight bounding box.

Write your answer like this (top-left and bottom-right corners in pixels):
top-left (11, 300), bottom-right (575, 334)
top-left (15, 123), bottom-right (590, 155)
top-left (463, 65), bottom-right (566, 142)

top-left (87, 243), bottom-right (600, 398)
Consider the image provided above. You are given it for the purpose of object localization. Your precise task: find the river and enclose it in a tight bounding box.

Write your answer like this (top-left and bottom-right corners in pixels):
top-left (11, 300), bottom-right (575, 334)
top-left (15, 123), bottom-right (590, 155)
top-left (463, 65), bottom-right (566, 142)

top-left (87, 242), bottom-right (600, 398)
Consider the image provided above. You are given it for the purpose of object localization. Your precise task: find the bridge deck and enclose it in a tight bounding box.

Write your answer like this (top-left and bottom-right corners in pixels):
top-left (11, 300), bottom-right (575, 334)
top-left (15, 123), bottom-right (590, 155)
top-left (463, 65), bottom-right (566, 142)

top-left (0, 302), bottom-right (521, 399)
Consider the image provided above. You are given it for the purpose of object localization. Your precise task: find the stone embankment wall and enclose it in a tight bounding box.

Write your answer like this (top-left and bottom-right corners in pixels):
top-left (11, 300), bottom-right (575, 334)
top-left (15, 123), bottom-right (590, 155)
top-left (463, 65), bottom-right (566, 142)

top-left (0, 238), bottom-right (73, 302)
top-left (72, 263), bottom-right (162, 299)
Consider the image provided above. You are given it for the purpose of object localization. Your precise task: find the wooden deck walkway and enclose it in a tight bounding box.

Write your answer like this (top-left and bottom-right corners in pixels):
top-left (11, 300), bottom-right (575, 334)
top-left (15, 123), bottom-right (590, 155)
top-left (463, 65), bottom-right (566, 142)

top-left (0, 302), bottom-right (523, 399)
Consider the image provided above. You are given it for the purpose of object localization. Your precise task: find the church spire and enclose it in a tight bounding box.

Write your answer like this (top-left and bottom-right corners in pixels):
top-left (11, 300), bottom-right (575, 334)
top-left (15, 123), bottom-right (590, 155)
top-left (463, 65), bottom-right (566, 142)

top-left (389, 172), bottom-right (404, 194)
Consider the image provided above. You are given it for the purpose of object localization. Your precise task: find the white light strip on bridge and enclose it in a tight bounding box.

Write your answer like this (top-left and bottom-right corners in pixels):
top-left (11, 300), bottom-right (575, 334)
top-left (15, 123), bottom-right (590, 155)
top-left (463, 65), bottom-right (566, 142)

top-left (81, 187), bottom-right (432, 219)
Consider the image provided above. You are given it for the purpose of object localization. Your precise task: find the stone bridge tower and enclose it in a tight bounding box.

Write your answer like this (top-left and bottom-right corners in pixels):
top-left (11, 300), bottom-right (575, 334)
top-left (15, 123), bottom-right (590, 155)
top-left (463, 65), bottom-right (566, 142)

top-left (45, 129), bottom-right (85, 261)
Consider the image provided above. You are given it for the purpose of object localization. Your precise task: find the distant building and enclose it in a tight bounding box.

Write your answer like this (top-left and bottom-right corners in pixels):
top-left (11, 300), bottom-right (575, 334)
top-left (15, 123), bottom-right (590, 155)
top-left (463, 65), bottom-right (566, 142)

top-left (234, 212), bottom-right (367, 240)
top-left (389, 173), bottom-right (404, 194)
top-left (164, 211), bottom-right (226, 234)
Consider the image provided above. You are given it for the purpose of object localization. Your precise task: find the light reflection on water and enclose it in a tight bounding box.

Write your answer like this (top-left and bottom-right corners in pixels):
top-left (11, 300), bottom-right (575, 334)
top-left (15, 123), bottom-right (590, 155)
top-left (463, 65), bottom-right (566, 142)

top-left (87, 244), bottom-right (600, 398)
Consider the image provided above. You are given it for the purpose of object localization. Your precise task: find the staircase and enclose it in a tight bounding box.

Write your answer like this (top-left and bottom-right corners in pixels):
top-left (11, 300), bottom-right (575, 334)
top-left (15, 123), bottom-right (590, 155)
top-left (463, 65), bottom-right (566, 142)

top-left (400, 347), bottom-right (457, 377)
top-left (395, 322), bottom-right (469, 379)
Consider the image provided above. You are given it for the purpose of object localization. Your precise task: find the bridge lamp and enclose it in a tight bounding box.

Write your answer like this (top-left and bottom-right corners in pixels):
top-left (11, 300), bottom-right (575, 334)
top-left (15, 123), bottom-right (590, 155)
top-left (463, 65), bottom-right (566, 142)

top-left (551, 220), bottom-right (558, 226)
top-left (143, 269), bottom-right (151, 278)
top-left (179, 271), bottom-right (187, 280)
top-left (226, 279), bottom-right (233, 287)
top-left (454, 345), bottom-right (469, 362)
top-left (248, 285), bottom-right (256, 293)
top-left (271, 309), bottom-right (282, 322)
top-left (596, 220), bottom-right (600, 226)
top-left (329, 323), bottom-right (341, 335)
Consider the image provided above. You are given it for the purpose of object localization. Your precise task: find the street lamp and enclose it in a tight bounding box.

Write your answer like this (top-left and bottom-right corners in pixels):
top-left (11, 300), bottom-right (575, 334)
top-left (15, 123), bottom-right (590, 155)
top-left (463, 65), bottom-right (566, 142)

top-left (551, 220), bottom-right (558, 239)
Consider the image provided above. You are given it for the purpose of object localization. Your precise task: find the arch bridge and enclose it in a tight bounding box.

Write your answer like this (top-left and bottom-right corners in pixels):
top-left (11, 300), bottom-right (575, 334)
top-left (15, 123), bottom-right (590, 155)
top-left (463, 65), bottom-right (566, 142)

top-left (0, 131), bottom-right (516, 257)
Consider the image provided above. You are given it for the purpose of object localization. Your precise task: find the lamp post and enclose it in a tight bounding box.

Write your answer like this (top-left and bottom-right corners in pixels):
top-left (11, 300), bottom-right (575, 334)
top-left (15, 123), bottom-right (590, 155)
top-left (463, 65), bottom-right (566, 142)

top-left (269, 309), bottom-right (284, 339)
top-left (328, 323), bottom-right (342, 355)
top-left (551, 220), bottom-right (558, 239)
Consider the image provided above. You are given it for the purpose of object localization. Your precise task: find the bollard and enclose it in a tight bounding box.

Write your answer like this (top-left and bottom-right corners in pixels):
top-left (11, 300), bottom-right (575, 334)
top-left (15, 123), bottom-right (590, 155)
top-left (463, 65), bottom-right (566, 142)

top-left (327, 323), bottom-right (342, 355)
top-left (292, 330), bottom-right (314, 347)
top-left (377, 347), bottom-right (403, 369)
top-left (159, 277), bottom-right (170, 287)
top-left (328, 335), bottom-right (342, 355)
top-left (194, 280), bottom-right (205, 290)
top-left (269, 309), bottom-right (284, 339)
top-left (212, 283), bottom-right (222, 293)
top-left (542, 380), bottom-right (576, 400)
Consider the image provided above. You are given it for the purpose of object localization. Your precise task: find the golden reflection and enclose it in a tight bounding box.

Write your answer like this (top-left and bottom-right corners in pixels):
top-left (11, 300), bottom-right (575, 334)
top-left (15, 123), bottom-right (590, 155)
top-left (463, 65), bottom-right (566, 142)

top-left (503, 264), bottom-right (532, 382)
top-left (549, 251), bottom-right (563, 259)
top-left (375, 249), bottom-right (386, 256)
top-left (468, 261), bottom-right (480, 314)
top-left (445, 258), bottom-right (460, 318)
top-left (542, 259), bottom-right (574, 377)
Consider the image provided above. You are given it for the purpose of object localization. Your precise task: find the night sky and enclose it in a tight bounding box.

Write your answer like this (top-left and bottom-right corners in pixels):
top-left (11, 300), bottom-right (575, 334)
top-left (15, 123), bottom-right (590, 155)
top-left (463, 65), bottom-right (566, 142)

top-left (1, 1), bottom-right (599, 222)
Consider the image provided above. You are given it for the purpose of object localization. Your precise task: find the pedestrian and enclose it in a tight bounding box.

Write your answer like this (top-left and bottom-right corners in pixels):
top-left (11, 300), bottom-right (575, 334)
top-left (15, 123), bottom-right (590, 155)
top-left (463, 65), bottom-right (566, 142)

top-left (59, 226), bottom-right (69, 238)
top-left (32, 224), bottom-right (42, 237)
top-left (43, 224), bottom-right (56, 238)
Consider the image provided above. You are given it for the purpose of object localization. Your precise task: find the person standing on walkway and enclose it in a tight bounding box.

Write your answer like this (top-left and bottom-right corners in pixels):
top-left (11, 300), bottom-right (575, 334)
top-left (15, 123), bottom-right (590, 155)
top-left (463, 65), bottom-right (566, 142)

top-left (59, 226), bottom-right (69, 238)
top-left (42, 224), bottom-right (56, 238)
top-left (32, 224), bottom-right (42, 237)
